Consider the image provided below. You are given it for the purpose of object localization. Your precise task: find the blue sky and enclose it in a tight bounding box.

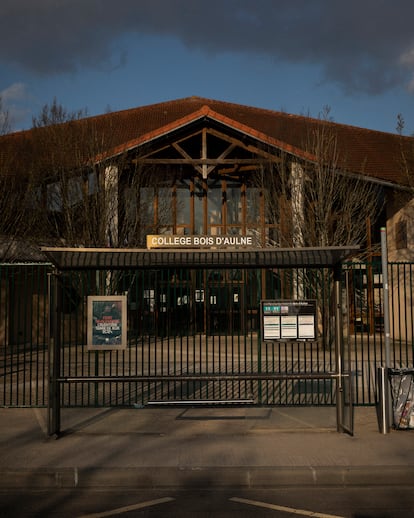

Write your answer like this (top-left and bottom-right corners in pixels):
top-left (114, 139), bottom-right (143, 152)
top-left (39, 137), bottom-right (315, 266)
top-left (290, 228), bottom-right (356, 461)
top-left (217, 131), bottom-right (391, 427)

top-left (1, 0), bottom-right (414, 135)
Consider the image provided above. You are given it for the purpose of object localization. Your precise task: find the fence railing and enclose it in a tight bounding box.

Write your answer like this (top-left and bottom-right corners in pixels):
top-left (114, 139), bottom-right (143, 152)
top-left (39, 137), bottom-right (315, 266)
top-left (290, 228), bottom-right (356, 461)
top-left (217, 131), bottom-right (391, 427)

top-left (1, 262), bottom-right (413, 407)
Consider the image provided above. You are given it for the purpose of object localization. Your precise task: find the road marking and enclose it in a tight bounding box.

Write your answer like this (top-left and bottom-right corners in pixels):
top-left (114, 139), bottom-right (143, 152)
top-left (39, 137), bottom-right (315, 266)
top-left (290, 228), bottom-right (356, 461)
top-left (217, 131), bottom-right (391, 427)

top-left (230, 497), bottom-right (345, 518)
top-left (78, 497), bottom-right (174, 518)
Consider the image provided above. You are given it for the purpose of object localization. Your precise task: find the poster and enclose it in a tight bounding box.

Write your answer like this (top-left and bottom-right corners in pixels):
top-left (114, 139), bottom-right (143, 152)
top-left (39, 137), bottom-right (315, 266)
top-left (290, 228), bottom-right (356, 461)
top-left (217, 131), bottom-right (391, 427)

top-left (88, 295), bottom-right (127, 350)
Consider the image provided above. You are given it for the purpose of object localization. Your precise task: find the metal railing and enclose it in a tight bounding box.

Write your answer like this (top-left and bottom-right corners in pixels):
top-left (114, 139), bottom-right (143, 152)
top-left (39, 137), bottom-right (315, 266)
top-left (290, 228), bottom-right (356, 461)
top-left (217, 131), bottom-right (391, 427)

top-left (1, 261), bottom-right (413, 408)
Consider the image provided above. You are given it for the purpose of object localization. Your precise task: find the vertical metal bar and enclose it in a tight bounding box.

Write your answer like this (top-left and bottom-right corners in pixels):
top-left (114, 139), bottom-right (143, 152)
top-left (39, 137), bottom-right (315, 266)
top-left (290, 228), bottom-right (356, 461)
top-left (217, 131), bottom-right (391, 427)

top-left (381, 228), bottom-right (391, 369)
top-left (22, 265), bottom-right (29, 405)
top-left (410, 264), bottom-right (414, 366)
top-left (403, 263), bottom-right (409, 366)
top-left (334, 266), bottom-right (344, 432)
top-left (47, 271), bottom-right (61, 437)
top-left (0, 266), bottom-right (5, 406)
top-left (377, 365), bottom-right (390, 434)
top-left (380, 227), bottom-right (391, 432)
top-left (11, 268), bottom-right (19, 405)
top-left (394, 261), bottom-right (402, 363)
top-left (25, 266), bottom-right (32, 406)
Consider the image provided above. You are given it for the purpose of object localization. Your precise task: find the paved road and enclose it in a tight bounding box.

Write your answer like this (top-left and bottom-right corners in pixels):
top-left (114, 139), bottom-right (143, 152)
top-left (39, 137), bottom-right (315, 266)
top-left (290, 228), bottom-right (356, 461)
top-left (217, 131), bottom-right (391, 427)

top-left (2, 487), bottom-right (413, 517)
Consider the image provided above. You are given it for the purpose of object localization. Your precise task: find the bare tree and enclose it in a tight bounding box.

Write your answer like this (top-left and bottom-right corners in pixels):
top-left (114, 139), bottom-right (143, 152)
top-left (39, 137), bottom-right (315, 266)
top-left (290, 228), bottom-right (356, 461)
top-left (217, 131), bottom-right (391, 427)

top-left (257, 109), bottom-right (382, 250)
top-left (0, 97), bottom-right (11, 135)
top-left (27, 100), bottom-right (160, 249)
top-left (0, 97), bottom-right (43, 260)
top-left (392, 113), bottom-right (414, 263)
top-left (0, 97), bottom-right (178, 265)
top-left (255, 109), bottom-right (383, 346)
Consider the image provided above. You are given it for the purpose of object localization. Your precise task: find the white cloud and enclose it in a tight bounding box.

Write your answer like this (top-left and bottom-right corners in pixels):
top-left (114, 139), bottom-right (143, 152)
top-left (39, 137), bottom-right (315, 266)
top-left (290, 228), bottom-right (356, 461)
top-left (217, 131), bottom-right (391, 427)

top-left (1, 82), bottom-right (29, 102)
top-left (407, 77), bottom-right (414, 94)
top-left (399, 47), bottom-right (414, 94)
top-left (0, 82), bottom-right (32, 131)
top-left (400, 47), bottom-right (414, 67)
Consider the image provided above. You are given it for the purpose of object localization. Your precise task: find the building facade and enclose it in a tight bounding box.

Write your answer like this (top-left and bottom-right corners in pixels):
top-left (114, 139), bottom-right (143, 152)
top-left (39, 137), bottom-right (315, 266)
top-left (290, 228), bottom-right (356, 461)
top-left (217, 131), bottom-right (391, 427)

top-left (1, 96), bottom-right (414, 340)
top-left (2, 97), bottom-right (414, 410)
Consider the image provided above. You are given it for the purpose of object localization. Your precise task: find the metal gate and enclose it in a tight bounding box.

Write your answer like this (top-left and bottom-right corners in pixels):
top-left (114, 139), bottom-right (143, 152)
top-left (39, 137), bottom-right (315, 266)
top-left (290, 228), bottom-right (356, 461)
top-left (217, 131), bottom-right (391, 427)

top-left (49, 266), bottom-right (338, 408)
top-left (2, 255), bottom-right (412, 412)
top-left (39, 246), bottom-right (355, 435)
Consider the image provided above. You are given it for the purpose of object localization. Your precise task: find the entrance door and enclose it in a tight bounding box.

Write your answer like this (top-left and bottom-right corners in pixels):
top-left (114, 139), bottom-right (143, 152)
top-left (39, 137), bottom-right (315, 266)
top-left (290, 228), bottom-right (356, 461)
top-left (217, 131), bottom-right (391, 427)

top-left (203, 270), bottom-right (244, 335)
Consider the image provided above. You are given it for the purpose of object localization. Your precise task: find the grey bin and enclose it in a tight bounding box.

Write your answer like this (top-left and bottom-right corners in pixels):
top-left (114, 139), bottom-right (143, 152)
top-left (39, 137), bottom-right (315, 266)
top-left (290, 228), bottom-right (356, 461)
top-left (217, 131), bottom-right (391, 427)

top-left (388, 368), bottom-right (414, 430)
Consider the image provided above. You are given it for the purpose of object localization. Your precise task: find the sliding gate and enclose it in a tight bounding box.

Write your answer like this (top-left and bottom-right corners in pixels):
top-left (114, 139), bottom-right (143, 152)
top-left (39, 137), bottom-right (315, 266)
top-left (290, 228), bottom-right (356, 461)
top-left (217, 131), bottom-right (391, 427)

top-left (42, 246), bottom-right (358, 436)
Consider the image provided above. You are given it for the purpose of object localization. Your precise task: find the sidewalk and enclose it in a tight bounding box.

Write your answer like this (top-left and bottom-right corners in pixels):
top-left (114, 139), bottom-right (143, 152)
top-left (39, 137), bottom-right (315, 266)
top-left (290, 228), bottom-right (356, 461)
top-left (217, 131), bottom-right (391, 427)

top-left (0, 406), bottom-right (413, 489)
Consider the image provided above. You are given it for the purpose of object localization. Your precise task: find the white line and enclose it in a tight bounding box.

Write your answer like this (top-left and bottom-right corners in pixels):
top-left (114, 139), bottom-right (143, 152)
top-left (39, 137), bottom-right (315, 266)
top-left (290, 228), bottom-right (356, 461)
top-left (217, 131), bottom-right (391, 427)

top-left (78, 497), bottom-right (175, 518)
top-left (230, 497), bottom-right (345, 518)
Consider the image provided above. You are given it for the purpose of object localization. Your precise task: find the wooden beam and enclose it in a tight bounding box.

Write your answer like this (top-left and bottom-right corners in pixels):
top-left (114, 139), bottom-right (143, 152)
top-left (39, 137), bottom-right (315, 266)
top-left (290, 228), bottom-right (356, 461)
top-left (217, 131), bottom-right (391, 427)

top-left (136, 158), bottom-right (271, 165)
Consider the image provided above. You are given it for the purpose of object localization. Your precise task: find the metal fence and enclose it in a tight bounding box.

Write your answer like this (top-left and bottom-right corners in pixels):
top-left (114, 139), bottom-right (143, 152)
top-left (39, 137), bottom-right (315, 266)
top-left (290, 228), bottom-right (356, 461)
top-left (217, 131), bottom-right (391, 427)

top-left (1, 261), bottom-right (413, 407)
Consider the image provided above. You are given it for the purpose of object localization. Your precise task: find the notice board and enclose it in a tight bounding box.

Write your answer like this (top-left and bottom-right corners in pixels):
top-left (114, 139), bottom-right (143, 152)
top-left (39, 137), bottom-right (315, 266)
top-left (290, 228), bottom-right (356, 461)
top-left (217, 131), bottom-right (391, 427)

top-left (260, 299), bottom-right (317, 341)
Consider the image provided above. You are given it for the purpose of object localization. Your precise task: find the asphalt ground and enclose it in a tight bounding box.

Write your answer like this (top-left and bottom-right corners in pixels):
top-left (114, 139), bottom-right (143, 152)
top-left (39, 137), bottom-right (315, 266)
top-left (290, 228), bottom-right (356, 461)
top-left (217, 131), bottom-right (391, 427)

top-left (0, 405), bottom-right (413, 489)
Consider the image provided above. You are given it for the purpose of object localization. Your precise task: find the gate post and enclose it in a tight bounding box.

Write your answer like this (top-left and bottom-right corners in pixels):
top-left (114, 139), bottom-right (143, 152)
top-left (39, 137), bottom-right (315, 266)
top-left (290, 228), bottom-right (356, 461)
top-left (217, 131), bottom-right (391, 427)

top-left (334, 264), bottom-right (354, 434)
top-left (380, 227), bottom-right (392, 432)
top-left (334, 266), bottom-right (344, 431)
top-left (47, 271), bottom-right (61, 437)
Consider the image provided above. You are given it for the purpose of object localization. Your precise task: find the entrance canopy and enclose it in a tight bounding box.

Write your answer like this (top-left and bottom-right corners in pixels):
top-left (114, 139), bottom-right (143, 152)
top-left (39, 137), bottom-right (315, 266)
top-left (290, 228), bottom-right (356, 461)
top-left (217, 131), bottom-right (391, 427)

top-left (41, 245), bottom-right (359, 271)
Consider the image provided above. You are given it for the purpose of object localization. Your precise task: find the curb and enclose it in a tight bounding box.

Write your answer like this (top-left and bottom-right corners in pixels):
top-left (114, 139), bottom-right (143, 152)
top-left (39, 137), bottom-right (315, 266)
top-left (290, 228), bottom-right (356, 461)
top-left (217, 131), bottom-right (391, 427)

top-left (1, 466), bottom-right (414, 489)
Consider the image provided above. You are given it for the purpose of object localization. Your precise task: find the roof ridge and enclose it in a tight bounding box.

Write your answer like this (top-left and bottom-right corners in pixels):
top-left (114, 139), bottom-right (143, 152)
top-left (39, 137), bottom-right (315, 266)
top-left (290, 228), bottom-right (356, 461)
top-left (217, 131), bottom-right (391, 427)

top-left (4, 95), bottom-right (410, 140)
top-left (123, 97), bottom-right (409, 138)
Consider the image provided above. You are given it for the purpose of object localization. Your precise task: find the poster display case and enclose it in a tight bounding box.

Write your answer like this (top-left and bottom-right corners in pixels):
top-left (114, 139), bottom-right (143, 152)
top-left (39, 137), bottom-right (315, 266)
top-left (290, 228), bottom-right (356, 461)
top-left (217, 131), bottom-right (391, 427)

top-left (87, 295), bottom-right (127, 350)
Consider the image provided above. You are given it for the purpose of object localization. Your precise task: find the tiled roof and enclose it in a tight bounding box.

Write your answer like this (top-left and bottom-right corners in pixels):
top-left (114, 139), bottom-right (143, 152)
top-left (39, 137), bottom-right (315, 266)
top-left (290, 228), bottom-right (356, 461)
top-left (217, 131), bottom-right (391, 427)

top-left (2, 96), bottom-right (414, 187)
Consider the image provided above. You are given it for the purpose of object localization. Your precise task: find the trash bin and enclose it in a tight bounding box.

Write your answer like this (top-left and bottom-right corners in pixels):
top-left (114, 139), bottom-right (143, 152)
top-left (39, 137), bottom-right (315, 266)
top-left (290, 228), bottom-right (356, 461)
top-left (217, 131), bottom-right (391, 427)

top-left (388, 368), bottom-right (414, 430)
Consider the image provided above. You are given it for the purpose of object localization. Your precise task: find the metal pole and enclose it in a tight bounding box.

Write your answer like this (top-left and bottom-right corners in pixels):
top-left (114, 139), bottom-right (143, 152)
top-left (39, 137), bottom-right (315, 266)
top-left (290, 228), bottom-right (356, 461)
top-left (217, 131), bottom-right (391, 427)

top-left (47, 271), bottom-right (61, 438)
top-left (381, 228), bottom-right (391, 368)
top-left (47, 272), bottom-right (53, 436)
top-left (334, 266), bottom-right (344, 432)
top-left (377, 365), bottom-right (390, 434)
top-left (380, 227), bottom-right (391, 433)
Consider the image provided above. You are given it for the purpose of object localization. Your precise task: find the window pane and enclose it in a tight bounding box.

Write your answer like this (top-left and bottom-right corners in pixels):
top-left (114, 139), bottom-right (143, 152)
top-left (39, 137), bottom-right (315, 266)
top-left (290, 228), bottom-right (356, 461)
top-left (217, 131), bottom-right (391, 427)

top-left (140, 187), bottom-right (154, 226)
top-left (158, 187), bottom-right (172, 226)
top-left (67, 177), bottom-right (82, 207)
top-left (208, 185), bottom-right (221, 224)
top-left (247, 188), bottom-right (260, 223)
top-left (194, 182), bottom-right (204, 234)
top-left (176, 185), bottom-right (190, 225)
top-left (47, 183), bottom-right (61, 211)
top-left (227, 187), bottom-right (241, 224)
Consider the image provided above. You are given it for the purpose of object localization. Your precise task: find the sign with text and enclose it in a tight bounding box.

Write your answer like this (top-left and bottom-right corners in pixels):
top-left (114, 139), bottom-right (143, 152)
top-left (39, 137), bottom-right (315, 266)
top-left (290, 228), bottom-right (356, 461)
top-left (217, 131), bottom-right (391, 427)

top-left (147, 234), bottom-right (254, 249)
top-left (88, 295), bottom-right (127, 350)
top-left (261, 299), bottom-right (317, 341)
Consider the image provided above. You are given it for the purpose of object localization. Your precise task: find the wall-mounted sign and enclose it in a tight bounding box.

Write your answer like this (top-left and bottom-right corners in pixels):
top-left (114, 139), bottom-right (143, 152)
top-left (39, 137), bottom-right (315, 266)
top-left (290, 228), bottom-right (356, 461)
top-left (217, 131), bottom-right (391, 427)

top-left (147, 234), bottom-right (254, 249)
top-left (88, 295), bottom-right (127, 350)
top-left (260, 299), bottom-right (317, 341)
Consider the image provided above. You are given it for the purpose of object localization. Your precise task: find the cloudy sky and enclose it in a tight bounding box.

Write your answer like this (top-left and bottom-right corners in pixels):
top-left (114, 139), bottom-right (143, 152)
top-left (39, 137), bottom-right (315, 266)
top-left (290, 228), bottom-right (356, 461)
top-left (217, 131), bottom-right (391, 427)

top-left (1, 0), bottom-right (414, 134)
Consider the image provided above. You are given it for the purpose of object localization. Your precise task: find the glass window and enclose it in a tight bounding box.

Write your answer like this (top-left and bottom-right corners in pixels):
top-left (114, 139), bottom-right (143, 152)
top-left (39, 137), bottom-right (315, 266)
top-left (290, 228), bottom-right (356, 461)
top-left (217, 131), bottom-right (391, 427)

top-left (176, 185), bottom-right (190, 226)
top-left (158, 187), bottom-right (172, 226)
top-left (227, 186), bottom-right (241, 224)
top-left (208, 185), bottom-right (222, 224)
top-left (47, 182), bottom-right (61, 211)
top-left (67, 177), bottom-right (83, 207)
top-left (194, 181), bottom-right (204, 234)
top-left (139, 187), bottom-right (154, 226)
top-left (124, 186), bottom-right (137, 221)
top-left (88, 171), bottom-right (98, 195)
top-left (246, 188), bottom-right (260, 224)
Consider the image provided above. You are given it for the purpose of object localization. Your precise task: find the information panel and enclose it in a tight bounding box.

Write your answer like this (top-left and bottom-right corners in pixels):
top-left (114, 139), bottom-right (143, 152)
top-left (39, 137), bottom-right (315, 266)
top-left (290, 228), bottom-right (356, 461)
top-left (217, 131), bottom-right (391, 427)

top-left (261, 300), bottom-right (317, 341)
